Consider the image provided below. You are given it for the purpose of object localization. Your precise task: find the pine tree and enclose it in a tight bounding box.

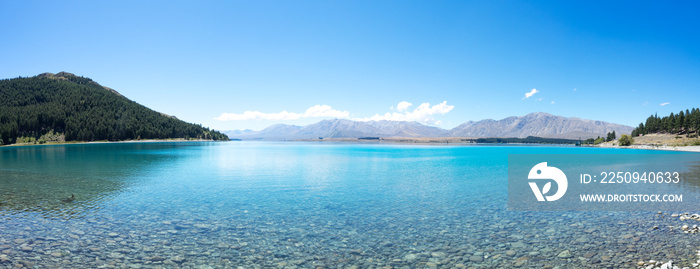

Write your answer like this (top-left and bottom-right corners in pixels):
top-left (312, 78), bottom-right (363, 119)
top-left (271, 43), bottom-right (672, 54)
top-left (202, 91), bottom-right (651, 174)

top-left (631, 108), bottom-right (700, 137)
top-left (0, 73), bottom-right (229, 145)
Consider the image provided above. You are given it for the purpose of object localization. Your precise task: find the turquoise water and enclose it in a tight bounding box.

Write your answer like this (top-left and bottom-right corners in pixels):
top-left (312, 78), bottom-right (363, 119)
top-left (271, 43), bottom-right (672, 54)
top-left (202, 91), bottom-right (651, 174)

top-left (0, 142), bottom-right (699, 268)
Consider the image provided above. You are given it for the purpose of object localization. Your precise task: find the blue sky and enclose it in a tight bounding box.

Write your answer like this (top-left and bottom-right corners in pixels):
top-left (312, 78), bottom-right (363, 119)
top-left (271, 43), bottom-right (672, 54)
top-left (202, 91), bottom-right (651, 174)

top-left (1, 1), bottom-right (699, 131)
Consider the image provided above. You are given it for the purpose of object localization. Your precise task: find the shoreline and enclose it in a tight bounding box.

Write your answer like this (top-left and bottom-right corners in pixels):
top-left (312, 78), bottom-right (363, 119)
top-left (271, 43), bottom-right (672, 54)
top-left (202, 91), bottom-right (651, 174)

top-left (293, 136), bottom-right (580, 145)
top-left (6, 136), bottom-right (700, 153)
top-left (291, 137), bottom-right (700, 152)
top-left (1, 138), bottom-right (225, 147)
top-left (596, 134), bottom-right (700, 153)
top-left (599, 143), bottom-right (700, 153)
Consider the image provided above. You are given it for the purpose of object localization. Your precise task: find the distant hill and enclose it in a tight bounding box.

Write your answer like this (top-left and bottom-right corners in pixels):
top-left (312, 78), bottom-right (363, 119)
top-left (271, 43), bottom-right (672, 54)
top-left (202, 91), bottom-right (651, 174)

top-left (232, 124), bottom-right (303, 140)
top-left (449, 112), bottom-right (633, 139)
top-left (227, 119), bottom-right (452, 140)
top-left (0, 72), bottom-right (228, 145)
top-left (293, 119), bottom-right (379, 138)
top-left (364, 120), bottom-right (447, 137)
top-left (227, 113), bottom-right (633, 140)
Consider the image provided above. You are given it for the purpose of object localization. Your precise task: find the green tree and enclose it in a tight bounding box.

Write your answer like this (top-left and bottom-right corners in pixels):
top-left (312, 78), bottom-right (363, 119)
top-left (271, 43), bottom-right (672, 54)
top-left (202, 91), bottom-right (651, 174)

top-left (618, 134), bottom-right (633, 146)
top-left (631, 108), bottom-right (700, 137)
top-left (0, 72), bottom-right (229, 145)
top-left (667, 112), bottom-right (675, 133)
top-left (606, 131), bottom-right (617, 142)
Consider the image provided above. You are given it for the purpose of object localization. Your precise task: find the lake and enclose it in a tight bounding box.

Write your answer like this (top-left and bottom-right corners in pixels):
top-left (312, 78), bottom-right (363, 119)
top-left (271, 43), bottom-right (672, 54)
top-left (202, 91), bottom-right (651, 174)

top-left (0, 142), bottom-right (699, 268)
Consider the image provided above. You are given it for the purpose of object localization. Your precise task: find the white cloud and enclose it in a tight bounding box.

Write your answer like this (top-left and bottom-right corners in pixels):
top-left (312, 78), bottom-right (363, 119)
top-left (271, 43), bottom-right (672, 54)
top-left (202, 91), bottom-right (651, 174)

top-left (551, 101), bottom-right (555, 104)
top-left (660, 102), bottom-right (670, 106)
top-left (573, 88), bottom-right (577, 91)
top-left (354, 101), bottom-right (454, 125)
top-left (396, 101), bottom-right (412, 112)
top-left (302, 105), bottom-right (350, 118)
top-left (215, 101), bottom-right (454, 125)
top-left (523, 88), bottom-right (539, 100)
top-left (215, 105), bottom-right (349, 121)
top-left (214, 110), bottom-right (301, 121)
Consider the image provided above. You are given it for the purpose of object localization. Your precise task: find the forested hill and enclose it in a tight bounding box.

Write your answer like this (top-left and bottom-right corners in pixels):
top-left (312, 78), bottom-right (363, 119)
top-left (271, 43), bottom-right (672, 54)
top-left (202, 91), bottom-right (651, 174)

top-left (0, 72), bottom-right (228, 145)
top-left (631, 108), bottom-right (700, 137)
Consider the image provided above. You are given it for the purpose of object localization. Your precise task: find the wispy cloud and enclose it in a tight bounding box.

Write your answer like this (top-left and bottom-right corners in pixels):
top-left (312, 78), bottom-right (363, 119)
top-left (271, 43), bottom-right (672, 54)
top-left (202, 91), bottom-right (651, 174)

top-left (354, 101), bottom-right (454, 125)
top-left (550, 101), bottom-right (555, 104)
top-left (523, 88), bottom-right (539, 100)
top-left (573, 88), bottom-right (577, 92)
top-left (215, 105), bottom-right (349, 121)
top-left (660, 102), bottom-right (670, 106)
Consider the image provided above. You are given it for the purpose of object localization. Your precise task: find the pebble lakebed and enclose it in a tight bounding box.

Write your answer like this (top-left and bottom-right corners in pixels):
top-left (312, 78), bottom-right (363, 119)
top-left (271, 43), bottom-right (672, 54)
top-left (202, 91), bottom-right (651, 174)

top-left (1, 199), bottom-right (699, 269)
top-left (2, 143), bottom-right (700, 268)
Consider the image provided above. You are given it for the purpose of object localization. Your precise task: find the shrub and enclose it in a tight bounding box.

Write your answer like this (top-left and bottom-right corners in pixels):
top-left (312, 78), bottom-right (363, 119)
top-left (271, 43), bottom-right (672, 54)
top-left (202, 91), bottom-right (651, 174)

top-left (618, 134), bottom-right (634, 146)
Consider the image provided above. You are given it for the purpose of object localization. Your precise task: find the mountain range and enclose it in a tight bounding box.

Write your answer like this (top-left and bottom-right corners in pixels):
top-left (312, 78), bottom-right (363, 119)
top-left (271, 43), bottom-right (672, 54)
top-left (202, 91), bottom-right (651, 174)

top-left (226, 113), bottom-right (633, 140)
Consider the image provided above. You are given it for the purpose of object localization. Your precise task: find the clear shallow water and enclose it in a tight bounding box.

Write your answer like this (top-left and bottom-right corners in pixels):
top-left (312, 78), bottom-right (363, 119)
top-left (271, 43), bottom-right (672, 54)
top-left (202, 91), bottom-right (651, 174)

top-left (0, 142), bottom-right (699, 268)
